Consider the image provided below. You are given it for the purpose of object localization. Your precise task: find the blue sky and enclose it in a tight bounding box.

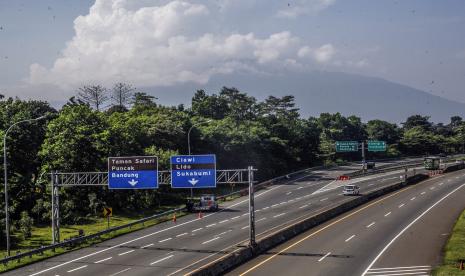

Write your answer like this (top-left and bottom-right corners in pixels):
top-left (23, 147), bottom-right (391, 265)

top-left (0, 0), bottom-right (464, 105)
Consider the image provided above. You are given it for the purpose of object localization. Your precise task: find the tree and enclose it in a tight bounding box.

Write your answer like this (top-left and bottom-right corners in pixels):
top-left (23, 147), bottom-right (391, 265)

top-left (112, 83), bottom-right (135, 109)
top-left (366, 120), bottom-right (401, 144)
top-left (132, 92), bottom-right (157, 108)
top-left (77, 85), bottom-right (108, 111)
top-left (402, 115), bottom-right (432, 131)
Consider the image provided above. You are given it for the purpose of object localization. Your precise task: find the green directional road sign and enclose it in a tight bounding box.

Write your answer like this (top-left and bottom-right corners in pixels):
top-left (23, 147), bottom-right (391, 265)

top-left (335, 141), bottom-right (359, 152)
top-left (368, 140), bottom-right (387, 152)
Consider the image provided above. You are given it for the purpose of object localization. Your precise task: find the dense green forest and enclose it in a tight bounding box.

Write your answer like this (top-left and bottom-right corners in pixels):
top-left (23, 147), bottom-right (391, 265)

top-left (1, 84), bottom-right (465, 247)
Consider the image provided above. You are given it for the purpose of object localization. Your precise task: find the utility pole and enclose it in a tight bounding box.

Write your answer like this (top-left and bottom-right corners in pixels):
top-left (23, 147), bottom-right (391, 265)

top-left (361, 141), bottom-right (366, 173)
top-left (248, 166), bottom-right (256, 247)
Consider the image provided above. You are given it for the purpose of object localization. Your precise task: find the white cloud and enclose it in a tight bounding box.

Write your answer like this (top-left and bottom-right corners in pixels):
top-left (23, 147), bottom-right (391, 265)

top-left (298, 44), bottom-right (335, 63)
top-left (28, 0), bottom-right (339, 91)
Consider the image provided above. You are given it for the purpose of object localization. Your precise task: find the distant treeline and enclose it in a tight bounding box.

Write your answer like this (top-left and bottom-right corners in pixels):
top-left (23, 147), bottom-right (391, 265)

top-left (1, 84), bottom-right (464, 245)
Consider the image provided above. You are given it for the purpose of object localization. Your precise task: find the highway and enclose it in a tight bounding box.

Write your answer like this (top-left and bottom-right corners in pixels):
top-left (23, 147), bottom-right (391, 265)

top-left (229, 169), bottom-right (465, 276)
top-left (5, 161), bottom-right (428, 276)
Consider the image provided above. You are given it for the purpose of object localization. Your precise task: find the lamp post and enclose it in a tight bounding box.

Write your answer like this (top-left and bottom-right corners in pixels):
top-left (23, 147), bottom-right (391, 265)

top-left (187, 119), bottom-right (212, 198)
top-left (4, 115), bottom-right (47, 256)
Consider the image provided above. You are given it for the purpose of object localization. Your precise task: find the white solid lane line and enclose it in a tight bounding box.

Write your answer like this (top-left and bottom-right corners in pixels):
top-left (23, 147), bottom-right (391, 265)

top-left (367, 266), bottom-right (431, 271)
top-left (318, 252), bottom-right (331, 262)
top-left (367, 222), bottom-right (376, 228)
top-left (176, 233), bottom-right (188, 237)
top-left (271, 204), bottom-right (279, 207)
top-left (273, 213), bottom-right (286, 218)
top-left (66, 265), bottom-right (88, 273)
top-left (150, 255), bottom-right (174, 265)
top-left (384, 212), bottom-right (391, 217)
top-left (109, 268), bottom-right (131, 276)
top-left (94, 257), bottom-right (112, 263)
top-left (192, 228), bottom-right (203, 232)
top-left (141, 243), bottom-right (154, 249)
top-left (159, 238), bottom-right (172, 243)
top-left (202, 237), bottom-right (220, 245)
top-left (361, 183), bottom-right (465, 276)
top-left (345, 235), bottom-right (356, 242)
top-left (398, 204), bottom-right (405, 208)
top-left (118, 250), bottom-right (135, 256)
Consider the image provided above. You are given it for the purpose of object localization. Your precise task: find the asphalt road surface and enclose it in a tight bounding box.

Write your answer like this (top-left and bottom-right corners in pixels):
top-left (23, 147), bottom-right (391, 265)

top-left (5, 161), bottom-right (429, 276)
top-left (229, 169), bottom-right (465, 276)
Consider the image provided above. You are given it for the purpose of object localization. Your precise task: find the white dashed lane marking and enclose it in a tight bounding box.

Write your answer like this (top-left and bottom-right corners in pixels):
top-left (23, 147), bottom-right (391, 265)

top-left (420, 192), bottom-right (426, 195)
top-left (410, 197), bottom-right (416, 201)
top-left (202, 237), bottom-right (220, 245)
top-left (192, 228), bottom-right (202, 232)
top-left (231, 216), bottom-right (240, 220)
top-left (206, 223), bottom-right (216, 228)
top-left (318, 252), bottom-right (331, 262)
top-left (320, 198), bottom-right (328, 202)
top-left (273, 213), bottom-right (286, 218)
top-left (150, 255), bottom-right (174, 265)
top-left (109, 268), bottom-right (131, 276)
top-left (299, 204), bottom-right (309, 209)
top-left (367, 222), bottom-right (376, 228)
top-left (118, 250), bottom-right (135, 256)
top-left (141, 243), bottom-right (154, 249)
top-left (158, 238), bottom-right (172, 243)
top-left (219, 219), bottom-right (229, 224)
top-left (66, 265), bottom-right (88, 273)
top-left (94, 257), bottom-right (112, 264)
top-left (176, 233), bottom-right (188, 237)
top-left (384, 212), bottom-right (391, 217)
top-left (398, 204), bottom-right (405, 208)
top-left (345, 235), bottom-right (356, 242)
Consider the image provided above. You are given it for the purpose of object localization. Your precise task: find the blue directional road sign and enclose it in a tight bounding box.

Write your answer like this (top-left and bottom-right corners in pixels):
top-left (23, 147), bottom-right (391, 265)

top-left (171, 155), bottom-right (216, 188)
top-left (108, 156), bottom-right (158, 189)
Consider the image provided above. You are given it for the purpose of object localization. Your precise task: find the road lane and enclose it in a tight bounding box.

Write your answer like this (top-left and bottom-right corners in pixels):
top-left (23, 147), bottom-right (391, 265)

top-left (228, 169), bottom-right (465, 276)
top-left (4, 163), bottom-right (427, 276)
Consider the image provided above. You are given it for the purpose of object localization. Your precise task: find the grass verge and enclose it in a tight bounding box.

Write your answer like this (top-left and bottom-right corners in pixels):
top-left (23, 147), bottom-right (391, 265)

top-left (433, 208), bottom-right (465, 275)
top-left (0, 208), bottom-right (186, 273)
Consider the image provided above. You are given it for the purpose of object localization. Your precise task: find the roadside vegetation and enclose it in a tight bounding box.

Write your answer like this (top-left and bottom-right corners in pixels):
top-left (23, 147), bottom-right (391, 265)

top-left (1, 84), bottom-right (465, 257)
top-left (433, 209), bottom-right (465, 275)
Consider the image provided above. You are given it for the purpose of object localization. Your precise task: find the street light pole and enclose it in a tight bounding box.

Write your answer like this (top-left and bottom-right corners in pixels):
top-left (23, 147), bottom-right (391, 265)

top-left (3, 115), bottom-right (46, 256)
top-left (187, 119), bottom-right (212, 198)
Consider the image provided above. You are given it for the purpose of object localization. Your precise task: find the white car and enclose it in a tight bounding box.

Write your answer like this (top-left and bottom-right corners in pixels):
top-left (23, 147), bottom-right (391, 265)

top-left (343, 185), bottom-right (360, 196)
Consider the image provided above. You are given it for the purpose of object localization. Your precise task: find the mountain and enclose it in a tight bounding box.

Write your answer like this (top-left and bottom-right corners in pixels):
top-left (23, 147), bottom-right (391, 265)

top-left (150, 70), bottom-right (465, 124)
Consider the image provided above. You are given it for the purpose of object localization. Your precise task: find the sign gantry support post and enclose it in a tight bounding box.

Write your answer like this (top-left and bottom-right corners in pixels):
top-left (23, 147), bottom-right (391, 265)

top-left (248, 166), bottom-right (257, 248)
top-left (51, 171), bottom-right (60, 244)
top-left (361, 141), bottom-right (366, 173)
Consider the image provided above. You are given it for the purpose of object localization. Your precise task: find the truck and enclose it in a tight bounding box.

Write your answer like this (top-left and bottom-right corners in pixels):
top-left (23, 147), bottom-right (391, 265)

top-left (186, 194), bottom-right (219, 212)
top-left (424, 156), bottom-right (440, 170)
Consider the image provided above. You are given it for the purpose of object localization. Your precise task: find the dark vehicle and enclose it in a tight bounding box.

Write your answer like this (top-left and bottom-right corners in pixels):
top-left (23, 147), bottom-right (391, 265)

top-left (424, 156), bottom-right (440, 170)
top-left (186, 194), bottom-right (219, 212)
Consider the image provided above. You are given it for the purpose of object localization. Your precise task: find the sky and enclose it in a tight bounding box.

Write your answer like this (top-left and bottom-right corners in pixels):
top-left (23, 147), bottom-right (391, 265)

top-left (0, 0), bottom-right (464, 107)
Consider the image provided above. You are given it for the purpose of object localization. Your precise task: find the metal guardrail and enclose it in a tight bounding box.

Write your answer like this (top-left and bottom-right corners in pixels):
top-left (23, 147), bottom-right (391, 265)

top-left (1, 206), bottom-right (185, 266)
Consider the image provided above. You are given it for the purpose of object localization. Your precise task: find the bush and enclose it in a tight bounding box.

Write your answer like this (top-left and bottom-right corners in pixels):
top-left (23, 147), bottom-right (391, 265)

top-left (19, 211), bottom-right (33, 239)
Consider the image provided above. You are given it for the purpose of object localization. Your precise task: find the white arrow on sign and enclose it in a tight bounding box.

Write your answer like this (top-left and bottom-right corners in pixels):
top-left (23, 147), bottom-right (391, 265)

top-left (128, 179), bottom-right (138, 187)
top-left (188, 178), bottom-right (199, 186)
